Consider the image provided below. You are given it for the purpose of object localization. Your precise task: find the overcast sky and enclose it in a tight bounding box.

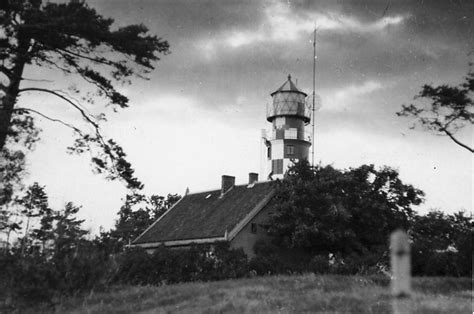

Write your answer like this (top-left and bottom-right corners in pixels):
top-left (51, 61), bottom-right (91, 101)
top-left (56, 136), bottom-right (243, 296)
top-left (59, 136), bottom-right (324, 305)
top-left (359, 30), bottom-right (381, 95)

top-left (20, 0), bottom-right (473, 233)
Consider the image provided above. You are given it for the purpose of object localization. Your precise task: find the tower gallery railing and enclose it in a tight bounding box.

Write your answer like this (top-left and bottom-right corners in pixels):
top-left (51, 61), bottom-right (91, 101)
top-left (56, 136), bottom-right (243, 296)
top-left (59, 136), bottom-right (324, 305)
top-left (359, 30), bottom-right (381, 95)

top-left (266, 102), bottom-right (312, 122)
top-left (263, 129), bottom-right (312, 142)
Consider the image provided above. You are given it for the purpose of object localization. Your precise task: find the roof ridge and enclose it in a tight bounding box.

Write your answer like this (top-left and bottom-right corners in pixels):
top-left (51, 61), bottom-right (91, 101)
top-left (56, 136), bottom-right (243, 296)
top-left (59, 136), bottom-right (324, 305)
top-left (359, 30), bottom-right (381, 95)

top-left (185, 187), bottom-right (221, 196)
top-left (183, 180), bottom-right (275, 196)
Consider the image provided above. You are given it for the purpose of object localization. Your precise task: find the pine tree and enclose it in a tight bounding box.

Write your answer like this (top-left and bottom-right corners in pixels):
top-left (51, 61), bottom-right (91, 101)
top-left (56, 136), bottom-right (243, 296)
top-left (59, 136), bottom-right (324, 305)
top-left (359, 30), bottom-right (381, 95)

top-left (0, 0), bottom-right (170, 189)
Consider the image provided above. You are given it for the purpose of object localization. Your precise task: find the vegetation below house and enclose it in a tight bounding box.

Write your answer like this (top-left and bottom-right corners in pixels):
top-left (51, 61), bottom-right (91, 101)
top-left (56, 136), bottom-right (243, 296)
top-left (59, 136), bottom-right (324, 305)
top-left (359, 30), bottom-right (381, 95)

top-left (56, 275), bottom-right (472, 313)
top-left (0, 161), bottom-right (471, 311)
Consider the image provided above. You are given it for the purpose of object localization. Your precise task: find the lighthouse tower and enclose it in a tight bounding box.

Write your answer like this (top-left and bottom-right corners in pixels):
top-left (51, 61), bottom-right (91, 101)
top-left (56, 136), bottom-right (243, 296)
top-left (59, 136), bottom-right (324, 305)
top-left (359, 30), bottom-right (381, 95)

top-left (264, 75), bottom-right (311, 178)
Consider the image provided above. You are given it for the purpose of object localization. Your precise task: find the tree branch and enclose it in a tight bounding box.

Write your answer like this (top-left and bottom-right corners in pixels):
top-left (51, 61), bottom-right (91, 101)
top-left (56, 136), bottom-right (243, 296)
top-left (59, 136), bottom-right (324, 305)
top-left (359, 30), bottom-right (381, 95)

top-left (17, 87), bottom-right (99, 129)
top-left (16, 86), bottom-right (108, 153)
top-left (442, 128), bottom-right (473, 153)
top-left (56, 47), bottom-right (116, 67)
top-left (12, 108), bottom-right (83, 134)
top-left (41, 58), bottom-right (73, 74)
top-left (49, 50), bottom-right (129, 107)
top-left (20, 77), bottom-right (54, 83)
top-left (16, 88), bottom-right (139, 188)
top-left (76, 69), bottom-right (112, 98)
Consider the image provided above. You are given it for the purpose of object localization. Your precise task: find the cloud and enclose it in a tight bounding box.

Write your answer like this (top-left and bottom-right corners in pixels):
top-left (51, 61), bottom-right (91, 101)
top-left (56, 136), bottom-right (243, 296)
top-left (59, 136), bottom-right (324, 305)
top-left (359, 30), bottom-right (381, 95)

top-left (334, 80), bottom-right (383, 100)
top-left (196, 2), bottom-right (408, 56)
top-left (322, 80), bottom-right (383, 112)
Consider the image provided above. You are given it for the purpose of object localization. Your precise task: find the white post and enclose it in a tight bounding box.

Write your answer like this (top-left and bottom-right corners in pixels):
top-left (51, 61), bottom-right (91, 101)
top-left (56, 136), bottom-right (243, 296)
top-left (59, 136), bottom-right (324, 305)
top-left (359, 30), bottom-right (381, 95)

top-left (390, 229), bottom-right (411, 298)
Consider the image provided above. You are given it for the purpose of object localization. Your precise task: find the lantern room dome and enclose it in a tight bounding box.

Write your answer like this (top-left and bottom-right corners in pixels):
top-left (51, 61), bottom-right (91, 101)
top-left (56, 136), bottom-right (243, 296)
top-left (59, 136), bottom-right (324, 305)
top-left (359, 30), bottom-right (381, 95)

top-left (266, 74), bottom-right (310, 123)
top-left (270, 74), bottom-right (307, 97)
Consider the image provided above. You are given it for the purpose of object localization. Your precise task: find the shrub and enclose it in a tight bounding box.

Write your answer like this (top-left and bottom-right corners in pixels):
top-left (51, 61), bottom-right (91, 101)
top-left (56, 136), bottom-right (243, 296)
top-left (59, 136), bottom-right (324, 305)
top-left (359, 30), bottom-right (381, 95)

top-left (250, 240), bottom-right (314, 275)
top-left (0, 252), bottom-right (58, 307)
top-left (114, 242), bottom-right (249, 285)
top-left (309, 255), bottom-right (329, 274)
top-left (328, 251), bottom-right (388, 276)
top-left (211, 242), bottom-right (249, 280)
top-left (0, 244), bottom-right (115, 310)
top-left (115, 248), bottom-right (154, 285)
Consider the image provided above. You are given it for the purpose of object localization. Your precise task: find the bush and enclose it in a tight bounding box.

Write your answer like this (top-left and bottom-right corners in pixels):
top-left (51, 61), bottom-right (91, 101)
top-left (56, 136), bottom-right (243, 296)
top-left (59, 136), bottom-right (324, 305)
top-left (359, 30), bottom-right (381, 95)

top-left (0, 244), bottom-right (115, 310)
top-left (412, 250), bottom-right (465, 277)
top-left (114, 242), bottom-right (249, 286)
top-left (210, 242), bottom-right (249, 280)
top-left (410, 210), bottom-right (472, 277)
top-left (250, 239), bottom-right (389, 276)
top-left (328, 251), bottom-right (388, 276)
top-left (54, 247), bottom-right (115, 294)
top-left (309, 255), bottom-right (329, 274)
top-left (0, 252), bottom-right (58, 307)
top-left (115, 248), bottom-right (154, 285)
top-left (250, 240), bottom-right (315, 275)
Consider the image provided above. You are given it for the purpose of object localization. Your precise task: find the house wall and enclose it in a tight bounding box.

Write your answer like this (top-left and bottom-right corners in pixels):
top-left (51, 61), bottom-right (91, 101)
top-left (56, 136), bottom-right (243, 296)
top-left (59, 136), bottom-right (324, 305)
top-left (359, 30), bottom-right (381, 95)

top-left (230, 204), bottom-right (274, 258)
top-left (144, 246), bottom-right (187, 254)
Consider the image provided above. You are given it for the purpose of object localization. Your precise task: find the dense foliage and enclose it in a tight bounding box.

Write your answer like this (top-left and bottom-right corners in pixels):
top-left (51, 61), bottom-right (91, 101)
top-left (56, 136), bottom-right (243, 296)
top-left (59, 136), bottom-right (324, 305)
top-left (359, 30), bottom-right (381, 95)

top-left (267, 160), bottom-right (424, 256)
top-left (410, 210), bottom-right (472, 276)
top-left (115, 243), bottom-right (249, 286)
top-left (253, 160), bottom-right (470, 277)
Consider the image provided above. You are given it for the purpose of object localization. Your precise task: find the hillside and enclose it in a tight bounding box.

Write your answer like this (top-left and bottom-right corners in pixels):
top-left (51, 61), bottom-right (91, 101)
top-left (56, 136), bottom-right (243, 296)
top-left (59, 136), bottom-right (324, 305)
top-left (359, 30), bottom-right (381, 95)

top-left (56, 274), bottom-right (470, 313)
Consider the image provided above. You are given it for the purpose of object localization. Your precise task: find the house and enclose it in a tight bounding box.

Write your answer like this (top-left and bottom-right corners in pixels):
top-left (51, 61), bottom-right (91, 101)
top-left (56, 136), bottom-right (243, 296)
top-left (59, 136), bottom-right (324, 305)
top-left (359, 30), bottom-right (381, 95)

top-left (132, 173), bottom-right (276, 258)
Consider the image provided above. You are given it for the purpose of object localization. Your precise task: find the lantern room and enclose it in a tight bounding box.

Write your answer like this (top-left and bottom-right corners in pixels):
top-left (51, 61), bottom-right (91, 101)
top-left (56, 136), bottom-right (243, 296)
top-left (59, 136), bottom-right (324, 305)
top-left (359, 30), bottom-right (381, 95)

top-left (266, 74), bottom-right (311, 123)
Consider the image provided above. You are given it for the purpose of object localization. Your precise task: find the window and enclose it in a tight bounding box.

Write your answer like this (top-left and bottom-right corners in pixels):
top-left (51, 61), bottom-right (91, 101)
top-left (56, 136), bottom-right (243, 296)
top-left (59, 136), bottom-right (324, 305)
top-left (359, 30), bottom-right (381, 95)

top-left (272, 159), bottom-right (283, 174)
top-left (284, 128), bottom-right (297, 139)
top-left (274, 117), bottom-right (286, 129)
top-left (286, 145), bottom-right (295, 155)
top-left (267, 146), bottom-right (271, 159)
top-left (251, 223), bottom-right (257, 234)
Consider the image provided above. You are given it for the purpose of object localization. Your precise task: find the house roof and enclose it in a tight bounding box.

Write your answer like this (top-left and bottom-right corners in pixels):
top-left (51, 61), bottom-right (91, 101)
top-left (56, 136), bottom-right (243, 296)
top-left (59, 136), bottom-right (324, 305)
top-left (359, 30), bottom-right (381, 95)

top-left (132, 181), bottom-right (275, 245)
top-left (270, 74), bottom-right (307, 97)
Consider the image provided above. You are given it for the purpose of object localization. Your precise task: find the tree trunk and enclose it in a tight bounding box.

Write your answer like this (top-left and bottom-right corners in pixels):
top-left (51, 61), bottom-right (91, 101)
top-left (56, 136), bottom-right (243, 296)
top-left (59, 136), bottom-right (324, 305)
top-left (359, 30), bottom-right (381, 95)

top-left (0, 93), bottom-right (17, 152)
top-left (21, 215), bottom-right (30, 256)
top-left (0, 37), bottom-right (29, 152)
top-left (6, 228), bottom-right (10, 251)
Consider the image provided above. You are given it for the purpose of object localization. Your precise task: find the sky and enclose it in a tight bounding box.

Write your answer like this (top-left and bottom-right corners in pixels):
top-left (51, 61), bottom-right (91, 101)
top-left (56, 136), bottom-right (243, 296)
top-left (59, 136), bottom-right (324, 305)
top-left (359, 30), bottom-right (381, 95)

top-left (17, 0), bottom-right (473, 233)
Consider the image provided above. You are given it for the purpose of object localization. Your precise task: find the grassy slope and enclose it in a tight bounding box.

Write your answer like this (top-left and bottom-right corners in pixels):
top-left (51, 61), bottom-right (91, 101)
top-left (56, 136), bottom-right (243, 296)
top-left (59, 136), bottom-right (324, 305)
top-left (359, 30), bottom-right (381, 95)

top-left (57, 275), bottom-right (471, 313)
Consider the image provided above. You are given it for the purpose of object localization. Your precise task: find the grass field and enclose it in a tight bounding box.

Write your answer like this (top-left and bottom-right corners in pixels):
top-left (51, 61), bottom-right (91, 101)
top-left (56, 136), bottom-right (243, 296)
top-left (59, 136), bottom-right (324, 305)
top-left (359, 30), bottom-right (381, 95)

top-left (55, 275), bottom-right (470, 313)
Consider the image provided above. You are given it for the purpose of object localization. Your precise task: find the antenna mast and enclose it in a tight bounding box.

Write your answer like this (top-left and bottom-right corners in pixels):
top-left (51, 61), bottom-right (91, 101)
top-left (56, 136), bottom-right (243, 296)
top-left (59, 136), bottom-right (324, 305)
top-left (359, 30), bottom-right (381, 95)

top-left (311, 28), bottom-right (317, 167)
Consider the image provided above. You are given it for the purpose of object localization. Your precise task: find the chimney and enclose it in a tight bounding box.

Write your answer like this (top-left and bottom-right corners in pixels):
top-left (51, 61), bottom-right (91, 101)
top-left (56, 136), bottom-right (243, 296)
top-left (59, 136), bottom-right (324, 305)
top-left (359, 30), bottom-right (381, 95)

top-left (248, 172), bottom-right (258, 185)
top-left (221, 175), bottom-right (235, 196)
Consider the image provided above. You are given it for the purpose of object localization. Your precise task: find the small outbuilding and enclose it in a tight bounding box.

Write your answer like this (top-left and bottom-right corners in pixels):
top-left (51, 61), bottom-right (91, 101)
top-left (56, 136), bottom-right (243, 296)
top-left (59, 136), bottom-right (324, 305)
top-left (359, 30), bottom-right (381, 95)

top-left (132, 173), bottom-right (276, 258)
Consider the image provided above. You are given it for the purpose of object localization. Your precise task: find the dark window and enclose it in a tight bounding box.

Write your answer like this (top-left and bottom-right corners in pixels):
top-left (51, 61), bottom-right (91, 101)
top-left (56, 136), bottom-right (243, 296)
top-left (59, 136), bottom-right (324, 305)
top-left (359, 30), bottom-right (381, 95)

top-left (267, 146), bottom-right (271, 159)
top-left (286, 145), bottom-right (295, 155)
top-left (275, 129), bottom-right (285, 140)
top-left (251, 223), bottom-right (257, 234)
top-left (272, 159), bottom-right (283, 174)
